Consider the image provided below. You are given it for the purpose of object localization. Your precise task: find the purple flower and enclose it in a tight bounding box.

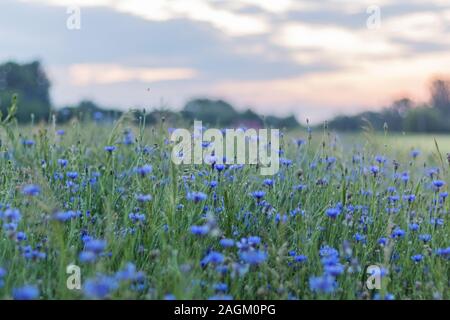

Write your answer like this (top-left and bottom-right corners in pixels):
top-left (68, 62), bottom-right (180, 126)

top-left (410, 150), bottom-right (420, 158)
top-left (12, 285), bottom-right (39, 300)
top-left (294, 255), bottom-right (308, 263)
top-left (418, 234), bottom-right (432, 243)
top-left (79, 251), bottom-right (97, 263)
top-left (136, 194), bottom-right (152, 202)
top-left (190, 225), bottom-right (210, 236)
top-left (378, 237), bottom-right (388, 246)
top-left (52, 211), bottom-right (72, 222)
top-left (309, 275), bottom-right (336, 294)
top-left (104, 145), bottom-right (116, 152)
top-left (432, 180), bottom-right (446, 190)
top-left (84, 239), bottom-right (107, 254)
top-left (21, 184), bottom-right (40, 196)
top-left (326, 207), bottom-right (341, 219)
top-left (239, 250), bottom-right (268, 265)
top-left (83, 275), bottom-right (118, 299)
top-left (58, 159), bottom-right (68, 167)
top-left (391, 228), bottom-right (406, 239)
top-left (135, 164), bottom-right (153, 177)
top-left (250, 190), bottom-right (265, 200)
top-left (219, 238), bottom-right (235, 248)
top-left (187, 192), bottom-right (207, 203)
top-left (215, 164), bottom-right (225, 172)
top-left (66, 171), bottom-right (78, 180)
top-left (129, 212), bottom-right (146, 223)
top-left (2, 208), bottom-right (21, 222)
top-left (201, 251), bottom-right (225, 267)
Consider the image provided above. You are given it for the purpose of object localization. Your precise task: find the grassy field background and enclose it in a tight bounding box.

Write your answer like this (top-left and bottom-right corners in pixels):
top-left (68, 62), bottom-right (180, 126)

top-left (0, 118), bottom-right (448, 300)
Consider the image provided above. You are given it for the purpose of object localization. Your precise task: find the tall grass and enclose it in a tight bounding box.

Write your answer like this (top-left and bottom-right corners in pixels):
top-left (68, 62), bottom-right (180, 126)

top-left (0, 114), bottom-right (448, 300)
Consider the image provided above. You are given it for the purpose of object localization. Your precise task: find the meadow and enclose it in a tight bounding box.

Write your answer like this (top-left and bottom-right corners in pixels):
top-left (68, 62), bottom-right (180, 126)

top-left (0, 113), bottom-right (449, 300)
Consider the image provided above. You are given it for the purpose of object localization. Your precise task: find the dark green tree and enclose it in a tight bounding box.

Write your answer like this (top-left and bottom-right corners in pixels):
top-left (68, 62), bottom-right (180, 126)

top-left (0, 61), bottom-right (51, 122)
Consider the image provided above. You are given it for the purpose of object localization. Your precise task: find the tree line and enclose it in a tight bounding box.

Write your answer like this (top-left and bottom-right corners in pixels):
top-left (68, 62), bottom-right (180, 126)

top-left (1, 60), bottom-right (449, 132)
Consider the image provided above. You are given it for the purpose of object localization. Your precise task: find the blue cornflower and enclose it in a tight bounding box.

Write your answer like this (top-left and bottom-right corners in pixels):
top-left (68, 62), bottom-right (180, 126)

top-left (219, 238), bottom-right (235, 248)
top-left (239, 250), bottom-right (268, 265)
top-left (319, 246), bottom-right (339, 259)
top-left (409, 223), bottom-right (420, 232)
top-left (410, 150), bottom-right (420, 158)
top-left (377, 237), bottom-right (389, 247)
top-left (164, 294), bottom-right (176, 300)
top-left (324, 263), bottom-right (345, 276)
top-left (430, 218), bottom-right (444, 227)
top-left (56, 129), bottom-right (65, 135)
top-left (66, 171), bottom-right (78, 180)
top-left (391, 228), bottom-right (406, 239)
top-left (326, 207), bottom-right (341, 219)
top-left (294, 255), bottom-right (308, 263)
top-left (214, 283), bottom-right (228, 292)
top-left (387, 186), bottom-right (396, 193)
top-left (84, 239), bottom-right (107, 254)
top-left (248, 236), bottom-right (261, 246)
top-left (104, 145), bottom-right (116, 152)
top-left (432, 180), bottom-right (446, 190)
top-left (115, 263), bottom-right (145, 282)
top-left (3, 208), bottom-right (21, 222)
top-left (401, 172), bottom-right (410, 183)
top-left (12, 285), bottom-right (39, 300)
top-left (418, 234), bottom-right (432, 243)
top-left (374, 293), bottom-right (395, 300)
top-left (83, 275), bottom-right (118, 299)
top-left (58, 159), bottom-right (68, 167)
top-left (215, 164), bottom-right (225, 172)
top-left (190, 225), bottom-right (210, 236)
top-left (309, 274), bottom-right (336, 294)
top-left (129, 212), bottom-right (146, 224)
top-left (79, 251), bottom-right (97, 263)
top-left (136, 194), bottom-right (152, 202)
top-left (250, 190), bottom-right (265, 201)
top-left (21, 184), bottom-right (40, 196)
top-left (135, 164), bottom-right (153, 177)
top-left (435, 247), bottom-right (450, 259)
top-left (375, 155), bottom-right (386, 164)
top-left (16, 231), bottom-right (27, 242)
top-left (0, 268), bottom-right (5, 288)
top-left (187, 192), bottom-right (207, 203)
top-left (209, 181), bottom-right (218, 188)
top-left (52, 211), bottom-right (75, 222)
top-left (403, 194), bottom-right (416, 203)
top-left (209, 294), bottom-right (233, 300)
top-left (411, 254), bottom-right (424, 263)
top-left (263, 179), bottom-right (274, 187)
top-left (201, 251), bottom-right (225, 267)
top-left (353, 233), bottom-right (366, 243)
top-left (22, 139), bottom-right (35, 147)
top-left (280, 158), bottom-right (293, 166)
top-left (294, 184), bottom-right (307, 192)
top-left (388, 195), bottom-right (400, 202)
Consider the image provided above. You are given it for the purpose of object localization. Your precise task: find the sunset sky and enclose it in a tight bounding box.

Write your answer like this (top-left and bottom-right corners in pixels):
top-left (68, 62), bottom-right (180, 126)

top-left (1, 0), bottom-right (450, 123)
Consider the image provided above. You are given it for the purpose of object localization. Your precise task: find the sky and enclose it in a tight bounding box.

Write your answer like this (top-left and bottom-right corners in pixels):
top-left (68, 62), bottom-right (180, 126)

top-left (1, 0), bottom-right (450, 123)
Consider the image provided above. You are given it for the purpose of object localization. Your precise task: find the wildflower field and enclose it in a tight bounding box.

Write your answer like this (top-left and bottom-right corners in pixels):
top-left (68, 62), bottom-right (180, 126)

top-left (0, 113), bottom-right (449, 300)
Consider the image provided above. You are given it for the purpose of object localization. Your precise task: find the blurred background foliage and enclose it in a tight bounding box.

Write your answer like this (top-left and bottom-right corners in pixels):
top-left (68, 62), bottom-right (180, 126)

top-left (1, 60), bottom-right (450, 132)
